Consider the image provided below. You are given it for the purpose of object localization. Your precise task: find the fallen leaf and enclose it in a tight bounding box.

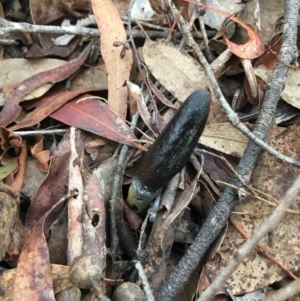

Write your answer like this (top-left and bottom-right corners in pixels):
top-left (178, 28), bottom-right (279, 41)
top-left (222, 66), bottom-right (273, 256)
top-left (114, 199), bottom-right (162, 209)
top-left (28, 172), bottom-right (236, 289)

top-left (0, 42), bottom-right (93, 127)
top-left (92, 0), bottom-right (133, 118)
top-left (0, 264), bottom-right (71, 301)
top-left (205, 120), bottom-right (300, 294)
top-left (25, 34), bottom-right (81, 59)
top-left (30, 135), bottom-right (50, 172)
top-left (255, 0), bottom-right (285, 43)
top-left (143, 39), bottom-right (209, 102)
top-left (12, 193), bottom-right (72, 301)
top-left (50, 95), bottom-right (146, 151)
top-left (25, 130), bottom-right (76, 230)
top-left (9, 88), bottom-right (101, 131)
top-left (0, 189), bottom-right (19, 261)
top-left (12, 217), bottom-right (56, 301)
top-left (69, 64), bottom-right (108, 91)
top-left (186, 1), bottom-right (265, 59)
top-left (200, 123), bottom-right (249, 158)
top-left (255, 68), bottom-right (300, 109)
top-left (0, 58), bottom-right (67, 106)
top-left (127, 81), bottom-right (155, 134)
top-left (144, 175), bottom-right (200, 294)
top-left (30, 0), bottom-right (92, 25)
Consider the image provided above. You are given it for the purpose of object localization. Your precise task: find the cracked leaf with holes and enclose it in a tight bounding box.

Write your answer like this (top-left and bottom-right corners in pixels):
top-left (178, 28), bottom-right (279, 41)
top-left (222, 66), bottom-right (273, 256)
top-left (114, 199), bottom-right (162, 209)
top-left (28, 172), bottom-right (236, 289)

top-left (205, 120), bottom-right (300, 295)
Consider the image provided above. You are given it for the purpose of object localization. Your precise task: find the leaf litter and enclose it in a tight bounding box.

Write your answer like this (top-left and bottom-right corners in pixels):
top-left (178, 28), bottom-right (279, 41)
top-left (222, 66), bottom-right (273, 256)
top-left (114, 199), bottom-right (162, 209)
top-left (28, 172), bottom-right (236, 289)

top-left (0, 0), bottom-right (299, 300)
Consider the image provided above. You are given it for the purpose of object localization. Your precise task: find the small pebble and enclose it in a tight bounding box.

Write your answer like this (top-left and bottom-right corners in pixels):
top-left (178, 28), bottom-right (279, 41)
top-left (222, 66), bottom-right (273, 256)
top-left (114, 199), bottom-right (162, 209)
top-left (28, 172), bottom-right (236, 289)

top-left (112, 282), bottom-right (146, 301)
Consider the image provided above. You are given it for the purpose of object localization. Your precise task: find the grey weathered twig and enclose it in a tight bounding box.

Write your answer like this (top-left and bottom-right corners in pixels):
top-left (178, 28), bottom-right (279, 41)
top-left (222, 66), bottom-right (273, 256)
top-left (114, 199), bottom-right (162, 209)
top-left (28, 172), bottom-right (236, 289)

top-left (0, 16), bottom-right (211, 41)
top-left (263, 277), bottom-right (300, 301)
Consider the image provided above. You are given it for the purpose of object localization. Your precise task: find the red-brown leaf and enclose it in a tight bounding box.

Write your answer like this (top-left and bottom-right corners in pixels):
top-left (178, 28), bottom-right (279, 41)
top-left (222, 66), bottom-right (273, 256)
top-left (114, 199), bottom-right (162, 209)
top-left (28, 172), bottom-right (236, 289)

top-left (186, 1), bottom-right (265, 59)
top-left (0, 42), bottom-right (93, 127)
top-left (9, 88), bottom-right (101, 131)
top-left (50, 95), bottom-right (146, 151)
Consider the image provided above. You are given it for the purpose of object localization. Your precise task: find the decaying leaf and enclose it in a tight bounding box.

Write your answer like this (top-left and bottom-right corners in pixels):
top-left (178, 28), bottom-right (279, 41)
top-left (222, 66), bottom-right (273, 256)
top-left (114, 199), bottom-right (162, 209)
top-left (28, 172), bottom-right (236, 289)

top-left (9, 88), bottom-right (102, 132)
top-left (144, 175), bottom-right (200, 294)
top-left (0, 58), bottom-right (67, 106)
top-left (127, 80), bottom-right (155, 134)
top-left (200, 123), bottom-right (249, 158)
top-left (0, 189), bottom-right (19, 261)
top-left (0, 42), bottom-right (93, 127)
top-left (12, 181), bottom-right (75, 301)
top-left (30, 0), bottom-right (92, 25)
top-left (25, 130), bottom-right (74, 230)
top-left (255, 68), bottom-right (300, 109)
top-left (143, 39), bottom-right (209, 102)
top-left (205, 121), bottom-right (300, 295)
top-left (0, 264), bottom-right (71, 300)
top-left (12, 216), bottom-right (56, 301)
top-left (187, 1), bottom-right (265, 59)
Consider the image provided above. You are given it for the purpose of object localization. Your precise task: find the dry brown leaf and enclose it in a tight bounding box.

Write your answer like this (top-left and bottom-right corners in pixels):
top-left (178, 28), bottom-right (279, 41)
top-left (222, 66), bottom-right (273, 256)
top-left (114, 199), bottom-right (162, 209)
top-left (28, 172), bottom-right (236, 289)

top-left (205, 121), bottom-right (300, 294)
top-left (30, 0), bottom-right (92, 24)
top-left (12, 208), bottom-right (56, 300)
top-left (0, 58), bottom-right (67, 106)
top-left (8, 88), bottom-right (101, 132)
top-left (127, 81), bottom-right (155, 134)
top-left (30, 135), bottom-right (50, 172)
top-left (0, 264), bottom-right (71, 300)
top-left (0, 43), bottom-right (93, 127)
top-left (252, 0), bottom-right (285, 43)
top-left (69, 64), bottom-right (108, 91)
top-left (200, 123), bottom-right (249, 158)
top-left (92, 0), bottom-right (133, 118)
top-left (0, 189), bottom-right (19, 261)
top-left (25, 130), bottom-right (74, 230)
top-left (255, 68), bottom-right (300, 109)
top-left (143, 39), bottom-right (209, 102)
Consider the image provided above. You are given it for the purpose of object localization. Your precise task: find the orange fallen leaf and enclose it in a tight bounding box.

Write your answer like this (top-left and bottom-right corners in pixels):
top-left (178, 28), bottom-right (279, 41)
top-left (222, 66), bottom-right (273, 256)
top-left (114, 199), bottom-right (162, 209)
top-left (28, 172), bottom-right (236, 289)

top-left (185, 0), bottom-right (265, 59)
top-left (91, 0), bottom-right (133, 118)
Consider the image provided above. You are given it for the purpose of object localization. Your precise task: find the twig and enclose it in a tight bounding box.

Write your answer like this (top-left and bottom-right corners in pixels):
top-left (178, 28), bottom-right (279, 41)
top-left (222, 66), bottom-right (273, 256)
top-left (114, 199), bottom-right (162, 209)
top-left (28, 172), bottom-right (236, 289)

top-left (14, 129), bottom-right (67, 136)
top-left (0, 17), bottom-right (100, 37)
top-left (110, 143), bottom-right (130, 259)
top-left (135, 261), bottom-right (155, 301)
top-left (263, 278), bottom-right (300, 301)
top-left (0, 16), bottom-right (211, 41)
top-left (157, 0), bottom-right (299, 300)
top-left (198, 172), bottom-right (300, 301)
top-left (110, 106), bottom-right (141, 259)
